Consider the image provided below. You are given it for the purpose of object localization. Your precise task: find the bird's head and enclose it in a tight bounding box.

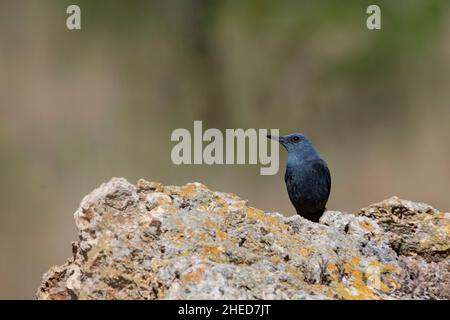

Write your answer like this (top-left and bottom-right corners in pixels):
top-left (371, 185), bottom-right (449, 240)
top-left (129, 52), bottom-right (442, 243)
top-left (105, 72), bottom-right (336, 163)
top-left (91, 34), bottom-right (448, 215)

top-left (267, 133), bottom-right (319, 160)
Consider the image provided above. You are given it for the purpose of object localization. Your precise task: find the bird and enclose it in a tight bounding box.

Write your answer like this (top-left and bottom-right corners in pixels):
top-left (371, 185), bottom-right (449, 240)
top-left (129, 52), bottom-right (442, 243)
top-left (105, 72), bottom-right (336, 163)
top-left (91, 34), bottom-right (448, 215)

top-left (267, 133), bottom-right (331, 222)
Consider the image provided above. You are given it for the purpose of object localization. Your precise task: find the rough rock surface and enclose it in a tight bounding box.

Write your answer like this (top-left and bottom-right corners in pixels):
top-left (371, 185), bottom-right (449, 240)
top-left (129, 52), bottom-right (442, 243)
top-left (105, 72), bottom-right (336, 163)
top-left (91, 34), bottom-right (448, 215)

top-left (36, 178), bottom-right (450, 300)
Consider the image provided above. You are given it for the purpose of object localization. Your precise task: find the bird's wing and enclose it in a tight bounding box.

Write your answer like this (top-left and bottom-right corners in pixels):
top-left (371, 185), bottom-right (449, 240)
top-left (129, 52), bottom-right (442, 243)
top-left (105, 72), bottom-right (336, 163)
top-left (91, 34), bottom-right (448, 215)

top-left (312, 159), bottom-right (331, 196)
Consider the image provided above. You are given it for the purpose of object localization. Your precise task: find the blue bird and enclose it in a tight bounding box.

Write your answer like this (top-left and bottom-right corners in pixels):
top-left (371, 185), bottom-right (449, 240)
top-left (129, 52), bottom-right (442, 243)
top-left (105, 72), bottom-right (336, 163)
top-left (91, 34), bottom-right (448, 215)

top-left (268, 133), bottom-right (331, 222)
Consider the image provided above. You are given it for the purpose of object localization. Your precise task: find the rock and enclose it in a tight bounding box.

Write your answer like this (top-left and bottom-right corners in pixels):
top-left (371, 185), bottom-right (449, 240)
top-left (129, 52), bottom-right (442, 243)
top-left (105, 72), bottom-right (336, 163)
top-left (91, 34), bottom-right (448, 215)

top-left (357, 196), bottom-right (450, 262)
top-left (36, 178), bottom-right (450, 300)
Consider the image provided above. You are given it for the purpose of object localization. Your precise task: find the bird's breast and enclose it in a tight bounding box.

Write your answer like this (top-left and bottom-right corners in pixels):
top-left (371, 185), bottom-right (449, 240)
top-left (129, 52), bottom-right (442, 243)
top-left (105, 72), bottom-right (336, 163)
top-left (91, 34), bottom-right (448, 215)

top-left (284, 162), bottom-right (329, 202)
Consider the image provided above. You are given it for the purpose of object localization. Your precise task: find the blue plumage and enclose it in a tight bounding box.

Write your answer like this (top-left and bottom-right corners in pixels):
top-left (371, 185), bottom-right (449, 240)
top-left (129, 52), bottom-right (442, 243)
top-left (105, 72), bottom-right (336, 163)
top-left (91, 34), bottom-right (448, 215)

top-left (268, 133), bottom-right (331, 222)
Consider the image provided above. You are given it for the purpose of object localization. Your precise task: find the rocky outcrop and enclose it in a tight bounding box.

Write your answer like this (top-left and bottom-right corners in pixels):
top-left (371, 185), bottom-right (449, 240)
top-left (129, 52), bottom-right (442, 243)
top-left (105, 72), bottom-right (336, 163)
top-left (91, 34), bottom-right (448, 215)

top-left (36, 178), bottom-right (450, 300)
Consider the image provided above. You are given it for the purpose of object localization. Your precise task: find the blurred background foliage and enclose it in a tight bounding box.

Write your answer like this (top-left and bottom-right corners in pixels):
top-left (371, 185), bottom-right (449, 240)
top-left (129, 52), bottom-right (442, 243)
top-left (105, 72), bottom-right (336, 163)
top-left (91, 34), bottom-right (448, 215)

top-left (0, 0), bottom-right (449, 298)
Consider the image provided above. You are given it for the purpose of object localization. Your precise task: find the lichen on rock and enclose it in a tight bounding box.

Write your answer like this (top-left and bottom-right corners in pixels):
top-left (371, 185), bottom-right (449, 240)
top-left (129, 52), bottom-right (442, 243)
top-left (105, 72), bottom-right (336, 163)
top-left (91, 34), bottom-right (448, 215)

top-left (36, 178), bottom-right (450, 300)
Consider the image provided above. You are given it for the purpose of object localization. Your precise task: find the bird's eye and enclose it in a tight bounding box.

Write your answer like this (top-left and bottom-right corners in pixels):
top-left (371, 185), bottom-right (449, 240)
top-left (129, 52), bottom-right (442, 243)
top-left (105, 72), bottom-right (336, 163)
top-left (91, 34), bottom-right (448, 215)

top-left (292, 136), bottom-right (300, 142)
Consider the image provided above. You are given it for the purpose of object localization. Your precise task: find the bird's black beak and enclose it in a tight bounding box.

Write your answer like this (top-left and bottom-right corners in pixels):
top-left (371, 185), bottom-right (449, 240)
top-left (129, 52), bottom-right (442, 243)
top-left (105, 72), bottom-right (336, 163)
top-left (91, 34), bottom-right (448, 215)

top-left (267, 135), bottom-right (285, 144)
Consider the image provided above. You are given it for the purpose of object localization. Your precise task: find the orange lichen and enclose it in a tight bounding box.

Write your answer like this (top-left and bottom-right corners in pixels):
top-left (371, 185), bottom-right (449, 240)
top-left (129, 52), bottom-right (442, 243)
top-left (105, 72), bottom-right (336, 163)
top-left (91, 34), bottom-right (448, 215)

top-left (327, 262), bottom-right (338, 273)
top-left (367, 260), bottom-right (401, 292)
top-left (245, 207), bottom-right (288, 232)
top-left (198, 232), bottom-right (207, 241)
top-left (324, 289), bottom-right (334, 298)
top-left (324, 256), bottom-right (381, 300)
top-left (180, 264), bottom-right (208, 284)
top-left (299, 246), bottom-right (313, 257)
top-left (359, 220), bottom-right (373, 232)
top-left (180, 184), bottom-right (198, 198)
top-left (213, 198), bottom-right (230, 215)
top-left (322, 256), bottom-right (403, 300)
top-left (216, 230), bottom-right (228, 241)
top-left (205, 219), bottom-right (229, 241)
top-left (180, 183), bottom-right (209, 199)
top-left (232, 201), bottom-right (246, 209)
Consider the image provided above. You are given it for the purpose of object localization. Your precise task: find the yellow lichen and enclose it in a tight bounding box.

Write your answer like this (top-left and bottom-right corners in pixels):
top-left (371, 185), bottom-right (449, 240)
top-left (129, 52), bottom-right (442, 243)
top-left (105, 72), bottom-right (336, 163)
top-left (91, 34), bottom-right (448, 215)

top-left (271, 255), bottom-right (280, 264)
top-left (245, 207), bottom-right (288, 232)
top-left (201, 245), bottom-right (223, 261)
top-left (285, 264), bottom-right (303, 278)
top-left (205, 219), bottom-right (229, 241)
top-left (180, 183), bottom-right (209, 199)
top-left (324, 256), bottom-right (380, 300)
top-left (233, 201), bottom-right (246, 208)
top-left (321, 256), bottom-right (403, 300)
top-left (180, 184), bottom-right (198, 198)
top-left (367, 260), bottom-right (401, 292)
top-left (299, 246), bottom-right (313, 257)
top-left (213, 200), bottom-right (230, 215)
top-left (216, 230), bottom-right (228, 241)
top-left (86, 231), bottom-right (113, 269)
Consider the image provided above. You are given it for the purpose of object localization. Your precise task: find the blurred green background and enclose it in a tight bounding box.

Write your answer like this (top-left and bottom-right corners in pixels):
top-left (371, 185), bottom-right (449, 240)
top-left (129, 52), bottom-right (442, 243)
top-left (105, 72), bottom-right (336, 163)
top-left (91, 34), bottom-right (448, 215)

top-left (1, 0), bottom-right (449, 299)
